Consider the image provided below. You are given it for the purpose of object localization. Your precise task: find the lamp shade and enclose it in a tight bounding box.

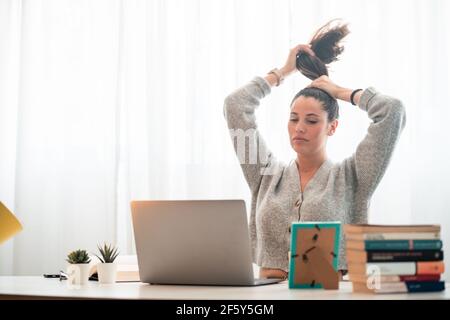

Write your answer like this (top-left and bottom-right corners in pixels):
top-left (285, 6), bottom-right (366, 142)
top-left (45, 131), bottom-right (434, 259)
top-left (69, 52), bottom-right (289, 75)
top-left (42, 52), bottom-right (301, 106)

top-left (0, 201), bottom-right (23, 244)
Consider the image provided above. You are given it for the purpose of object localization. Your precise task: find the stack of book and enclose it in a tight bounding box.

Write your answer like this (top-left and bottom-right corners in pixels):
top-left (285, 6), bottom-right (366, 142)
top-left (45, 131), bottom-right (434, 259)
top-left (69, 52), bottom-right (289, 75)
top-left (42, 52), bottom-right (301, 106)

top-left (344, 224), bottom-right (445, 294)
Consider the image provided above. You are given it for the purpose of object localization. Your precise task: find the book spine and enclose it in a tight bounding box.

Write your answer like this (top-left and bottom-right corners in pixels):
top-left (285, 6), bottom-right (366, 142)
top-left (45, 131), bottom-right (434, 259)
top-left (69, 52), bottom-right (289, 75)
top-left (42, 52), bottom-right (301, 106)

top-left (363, 261), bottom-right (445, 276)
top-left (346, 232), bottom-right (440, 241)
top-left (366, 262), bottom-right (416, 275)
top-left (405, 281), bottom-right (445, 293)
top-left (354, 281), bottom-right (445, 294)
top-left (400, 274), bottom-right (441, 282)
top-left (349, 274), bottom-right (441, 283)
top-left (343, 225), bottom-right (440, 234)
top-left (367, 250), bottom-right (443, 262)
top-left (364, 240), bottom-right (442, 251)
top-left (417, 261), bottom-right (445, 275)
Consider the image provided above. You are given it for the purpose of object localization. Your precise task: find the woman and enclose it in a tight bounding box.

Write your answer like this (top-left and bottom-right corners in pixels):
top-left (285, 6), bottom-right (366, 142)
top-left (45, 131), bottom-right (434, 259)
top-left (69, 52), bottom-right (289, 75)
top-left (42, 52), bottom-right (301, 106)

top-left (223, 21), bottom-right (406, 279)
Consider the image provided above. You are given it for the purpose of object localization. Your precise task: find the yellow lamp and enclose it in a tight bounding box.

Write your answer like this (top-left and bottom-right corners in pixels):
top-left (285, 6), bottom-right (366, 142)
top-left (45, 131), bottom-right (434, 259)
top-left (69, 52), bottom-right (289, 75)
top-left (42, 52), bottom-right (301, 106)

top-left (0, 201), bottom-right (23, 244)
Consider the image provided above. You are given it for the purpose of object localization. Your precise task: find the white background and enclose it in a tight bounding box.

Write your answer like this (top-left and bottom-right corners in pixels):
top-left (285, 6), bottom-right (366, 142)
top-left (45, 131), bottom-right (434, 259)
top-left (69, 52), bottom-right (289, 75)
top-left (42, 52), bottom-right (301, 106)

top-left (0, 0), bottom-right (449, 280)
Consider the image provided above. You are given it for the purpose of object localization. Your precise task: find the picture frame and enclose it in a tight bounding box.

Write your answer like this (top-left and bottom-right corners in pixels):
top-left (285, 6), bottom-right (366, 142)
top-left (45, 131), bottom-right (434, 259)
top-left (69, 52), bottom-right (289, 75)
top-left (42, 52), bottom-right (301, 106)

top-left (289, 221), bottom-right (341, 289)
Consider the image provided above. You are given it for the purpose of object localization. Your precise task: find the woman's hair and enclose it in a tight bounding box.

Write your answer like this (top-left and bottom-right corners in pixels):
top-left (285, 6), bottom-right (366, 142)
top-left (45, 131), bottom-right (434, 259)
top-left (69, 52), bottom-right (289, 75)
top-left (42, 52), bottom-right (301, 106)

top-left (290, 88), bottom-right (339, 122)
top-left (291, 20), bottom-right (350, 122)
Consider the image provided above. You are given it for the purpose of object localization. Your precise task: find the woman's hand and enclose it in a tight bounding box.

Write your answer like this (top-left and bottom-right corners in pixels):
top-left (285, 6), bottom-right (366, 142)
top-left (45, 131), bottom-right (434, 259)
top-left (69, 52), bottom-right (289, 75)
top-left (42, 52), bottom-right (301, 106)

top-left (265, 44), bottom-right (315, 87)
top-left (280, 44), bottom-right (315, 78)
top-left (309, 75), bottom-right (362, 105)
top-left (308, 75), bottom-right (343, 99)
top-left (259, 267), bottom-right (288, 280)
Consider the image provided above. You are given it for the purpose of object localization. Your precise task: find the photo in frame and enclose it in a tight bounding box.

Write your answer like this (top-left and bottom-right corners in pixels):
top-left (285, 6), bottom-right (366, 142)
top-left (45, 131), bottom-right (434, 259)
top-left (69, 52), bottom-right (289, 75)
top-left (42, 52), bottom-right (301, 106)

top-left (289, 221), bottom-right (341, 289)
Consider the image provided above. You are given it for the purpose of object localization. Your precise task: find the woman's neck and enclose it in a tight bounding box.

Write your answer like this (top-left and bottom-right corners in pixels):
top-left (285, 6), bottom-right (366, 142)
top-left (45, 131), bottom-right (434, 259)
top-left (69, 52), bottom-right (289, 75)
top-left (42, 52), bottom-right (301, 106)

top-left (296, 152), bottom-right (327, 174)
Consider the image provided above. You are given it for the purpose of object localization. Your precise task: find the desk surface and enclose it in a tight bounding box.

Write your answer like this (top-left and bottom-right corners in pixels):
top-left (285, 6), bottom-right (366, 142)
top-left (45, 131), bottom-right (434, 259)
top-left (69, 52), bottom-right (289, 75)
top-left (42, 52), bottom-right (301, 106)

top-left (0, 277), bottom-right (448, 300)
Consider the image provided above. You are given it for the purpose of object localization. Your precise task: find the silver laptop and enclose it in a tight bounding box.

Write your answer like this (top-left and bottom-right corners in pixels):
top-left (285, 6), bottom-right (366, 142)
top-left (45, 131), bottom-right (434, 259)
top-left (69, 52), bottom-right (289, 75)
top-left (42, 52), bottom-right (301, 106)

top-left (130, 200), bottom-right (282, 286)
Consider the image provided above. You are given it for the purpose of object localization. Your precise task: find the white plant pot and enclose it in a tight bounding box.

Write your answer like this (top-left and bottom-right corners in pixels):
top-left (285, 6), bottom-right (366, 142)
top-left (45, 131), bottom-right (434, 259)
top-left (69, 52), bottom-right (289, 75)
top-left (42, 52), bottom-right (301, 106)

top-left (97, 263), bottom-right (117, 284)
top-left (67, 263), bottom-right (91, 286)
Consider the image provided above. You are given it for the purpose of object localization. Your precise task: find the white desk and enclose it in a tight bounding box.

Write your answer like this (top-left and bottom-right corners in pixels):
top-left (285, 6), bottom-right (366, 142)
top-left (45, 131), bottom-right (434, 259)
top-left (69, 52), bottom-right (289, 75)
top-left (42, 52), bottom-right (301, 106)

top-left (0, 277), bottom-right (448, 300)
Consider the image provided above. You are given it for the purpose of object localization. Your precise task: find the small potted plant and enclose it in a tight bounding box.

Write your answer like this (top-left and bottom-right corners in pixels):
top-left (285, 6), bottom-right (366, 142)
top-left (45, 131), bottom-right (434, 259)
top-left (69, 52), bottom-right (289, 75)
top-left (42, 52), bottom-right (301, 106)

top-left (66, 249), bottom-right (91, 285)
top-left (95, 243), bottom-right (119, 284)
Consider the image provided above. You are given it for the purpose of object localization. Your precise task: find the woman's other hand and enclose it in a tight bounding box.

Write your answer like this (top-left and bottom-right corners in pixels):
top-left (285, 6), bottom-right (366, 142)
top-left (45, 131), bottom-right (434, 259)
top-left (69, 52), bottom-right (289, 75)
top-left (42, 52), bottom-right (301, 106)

top-left (265, 44), bottom-right (315, 87)
top-left (309, 75), bottom-right (361, 104)
top-left (259, 267), bottom-right (288, 280)
top-left (308, 75), bottom-right (342, 98)
top-left (280, 44), bottom-right (315, 78)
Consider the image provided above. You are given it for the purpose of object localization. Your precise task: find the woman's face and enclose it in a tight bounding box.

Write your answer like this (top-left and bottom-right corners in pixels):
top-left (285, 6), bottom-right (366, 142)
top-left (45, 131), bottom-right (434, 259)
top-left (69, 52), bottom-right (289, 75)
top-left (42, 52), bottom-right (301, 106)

top-left (288, 96), bottom-right (338, 156)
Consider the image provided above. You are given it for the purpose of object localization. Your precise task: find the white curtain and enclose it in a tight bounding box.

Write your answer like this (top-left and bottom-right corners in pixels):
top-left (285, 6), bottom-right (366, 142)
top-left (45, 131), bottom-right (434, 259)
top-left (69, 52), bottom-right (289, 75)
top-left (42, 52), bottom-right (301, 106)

top-left (1, 0), bottom-right (449, 280)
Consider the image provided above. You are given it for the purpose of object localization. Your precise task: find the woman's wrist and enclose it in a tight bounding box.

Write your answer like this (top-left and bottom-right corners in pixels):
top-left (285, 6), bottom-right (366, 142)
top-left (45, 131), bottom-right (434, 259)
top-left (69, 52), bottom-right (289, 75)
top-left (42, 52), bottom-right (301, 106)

top-left (336, 87), bottom-right (363, 105)
top-left (279, 66), bottom-right (294, 78)
top-left (264, 72), bottom-right (279, 87)
top-left (264, 66), bottom-right (294, 87)
top-left (335, 88), bottom-right (350, 101)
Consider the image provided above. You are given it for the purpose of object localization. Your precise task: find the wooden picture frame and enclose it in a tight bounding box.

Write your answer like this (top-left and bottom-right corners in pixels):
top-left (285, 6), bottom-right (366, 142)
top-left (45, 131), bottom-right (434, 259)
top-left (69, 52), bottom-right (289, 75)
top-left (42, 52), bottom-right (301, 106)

top-left (289, 222), bottom-right (341, 289)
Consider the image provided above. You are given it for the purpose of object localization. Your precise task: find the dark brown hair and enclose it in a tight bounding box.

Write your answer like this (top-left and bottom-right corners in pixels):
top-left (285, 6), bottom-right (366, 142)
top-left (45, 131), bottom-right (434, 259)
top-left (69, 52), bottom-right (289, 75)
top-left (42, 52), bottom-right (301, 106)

top-left (291, 20), bottom-right (350, 122)
top-left (296, 19), bottom-right (350, 80)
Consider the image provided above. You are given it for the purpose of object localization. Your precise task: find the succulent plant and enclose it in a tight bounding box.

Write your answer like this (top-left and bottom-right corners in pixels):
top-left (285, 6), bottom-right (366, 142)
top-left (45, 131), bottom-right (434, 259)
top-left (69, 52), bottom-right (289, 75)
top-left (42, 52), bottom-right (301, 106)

top-left (66, 249), bottom-right (91, 264)
top-left (95, 243), bottom-right (119, 263)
